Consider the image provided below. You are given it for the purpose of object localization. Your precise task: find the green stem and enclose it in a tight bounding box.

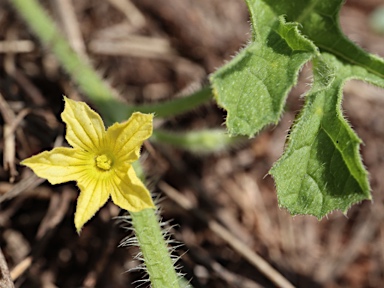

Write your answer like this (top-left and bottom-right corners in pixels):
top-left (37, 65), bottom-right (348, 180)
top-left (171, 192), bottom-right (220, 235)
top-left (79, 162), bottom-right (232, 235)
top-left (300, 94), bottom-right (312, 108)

top-left (10, 0), bottom-right (212, 124)
top-left (10, 0), bottom-right (127, 124)
top-left (126, 86), bottom-right (212, 118)
top-left (131, 209), bottom-right (180, 288)
top-left (152, 128), bottom-right (243, 154)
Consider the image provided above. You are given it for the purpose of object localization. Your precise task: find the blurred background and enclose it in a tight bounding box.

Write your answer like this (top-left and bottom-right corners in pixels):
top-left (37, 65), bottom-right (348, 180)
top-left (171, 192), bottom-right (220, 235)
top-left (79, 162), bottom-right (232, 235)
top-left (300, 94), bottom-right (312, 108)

top-left (1, 0), bottom-right (384, 287)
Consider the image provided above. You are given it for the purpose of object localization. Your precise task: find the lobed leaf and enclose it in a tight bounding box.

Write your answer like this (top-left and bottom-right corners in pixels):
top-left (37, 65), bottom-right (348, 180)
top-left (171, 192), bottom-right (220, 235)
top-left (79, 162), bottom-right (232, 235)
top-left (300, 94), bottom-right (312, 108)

top-left (210, 0), bottom-right (317, 136)
top-left (269, 54), bottom-right (384, 217)
top-left (211, 0), bottom-right (384, 217)
top-left (269, 0), bottom-right (384, 78)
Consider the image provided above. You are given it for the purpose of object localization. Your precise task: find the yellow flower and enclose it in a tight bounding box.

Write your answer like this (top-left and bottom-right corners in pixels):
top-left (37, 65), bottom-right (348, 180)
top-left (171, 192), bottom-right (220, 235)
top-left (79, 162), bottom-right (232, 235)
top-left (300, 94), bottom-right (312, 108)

top-left (21, 97), bottom-right (155, 233)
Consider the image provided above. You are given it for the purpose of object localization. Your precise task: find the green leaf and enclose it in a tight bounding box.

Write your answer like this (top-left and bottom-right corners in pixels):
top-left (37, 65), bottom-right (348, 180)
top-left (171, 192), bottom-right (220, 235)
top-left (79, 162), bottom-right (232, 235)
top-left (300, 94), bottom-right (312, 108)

top-left (210, 1), bottom-right (317, 136)
top-left (270, 54), bottom-right (383, 217)
top-left (211, 0), bottom-right (384, 138)
top-left (210, 0), bottom-right (384, 217)
top-left (267, 0), bottom-right (384, 78)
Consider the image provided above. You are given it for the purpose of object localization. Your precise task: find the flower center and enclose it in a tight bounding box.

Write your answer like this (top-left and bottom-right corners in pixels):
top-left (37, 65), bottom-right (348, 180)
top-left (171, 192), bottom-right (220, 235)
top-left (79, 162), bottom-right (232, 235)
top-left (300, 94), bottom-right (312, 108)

top-left (95, 154), bottom-right (112, 171)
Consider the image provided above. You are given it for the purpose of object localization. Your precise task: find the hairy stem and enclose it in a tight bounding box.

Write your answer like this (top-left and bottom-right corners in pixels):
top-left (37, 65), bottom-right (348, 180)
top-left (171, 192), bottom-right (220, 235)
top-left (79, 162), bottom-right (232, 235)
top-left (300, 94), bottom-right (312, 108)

top-left (131, 209), bottom-right (180, 288)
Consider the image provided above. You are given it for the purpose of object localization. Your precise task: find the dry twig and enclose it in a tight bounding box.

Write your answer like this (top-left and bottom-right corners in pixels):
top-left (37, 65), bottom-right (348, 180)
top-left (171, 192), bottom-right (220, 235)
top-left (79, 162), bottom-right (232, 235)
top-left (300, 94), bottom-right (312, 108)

top-left (51, 0), bottom-right (87, 58)
top-left (0, 248), bottom-right (15, 288)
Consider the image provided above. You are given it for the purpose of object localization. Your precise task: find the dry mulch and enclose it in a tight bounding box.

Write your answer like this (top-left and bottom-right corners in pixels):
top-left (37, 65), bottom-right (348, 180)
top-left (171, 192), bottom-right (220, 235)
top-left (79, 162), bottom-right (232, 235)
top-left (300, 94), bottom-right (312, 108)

top-left (1, 1), bottom-right (384, 287)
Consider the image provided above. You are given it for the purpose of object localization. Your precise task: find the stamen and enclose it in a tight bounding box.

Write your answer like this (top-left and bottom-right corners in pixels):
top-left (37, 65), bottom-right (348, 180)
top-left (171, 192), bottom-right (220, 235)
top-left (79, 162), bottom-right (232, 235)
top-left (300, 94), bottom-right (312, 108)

top-left (96, 154), bottom-right (112, 170)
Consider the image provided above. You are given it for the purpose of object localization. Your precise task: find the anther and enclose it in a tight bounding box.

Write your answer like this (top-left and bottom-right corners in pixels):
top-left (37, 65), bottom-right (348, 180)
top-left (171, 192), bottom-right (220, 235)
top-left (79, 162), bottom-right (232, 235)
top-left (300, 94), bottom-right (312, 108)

top-left (96, 154), bottom-right (112, 170)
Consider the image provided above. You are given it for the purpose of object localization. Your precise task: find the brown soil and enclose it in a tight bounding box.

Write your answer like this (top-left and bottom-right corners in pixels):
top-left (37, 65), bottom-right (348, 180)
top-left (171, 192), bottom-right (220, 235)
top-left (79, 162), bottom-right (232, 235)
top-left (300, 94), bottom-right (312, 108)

top-left (1, 1), bottom-right (384, 287)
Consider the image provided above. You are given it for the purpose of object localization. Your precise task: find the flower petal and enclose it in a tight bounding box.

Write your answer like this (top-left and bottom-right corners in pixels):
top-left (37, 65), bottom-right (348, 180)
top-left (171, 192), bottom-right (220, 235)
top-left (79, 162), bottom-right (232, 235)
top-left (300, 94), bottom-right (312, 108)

top-left (106, 112), bottom-right (153, 163)
top-left (61, 97), bottom-right (106, 152)
top-left (21, 148), bottom-right (92, 184)
top-left (75, 174), bottom-right (110, 233)
top-left (110, 165), bottom-right (155, 212)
